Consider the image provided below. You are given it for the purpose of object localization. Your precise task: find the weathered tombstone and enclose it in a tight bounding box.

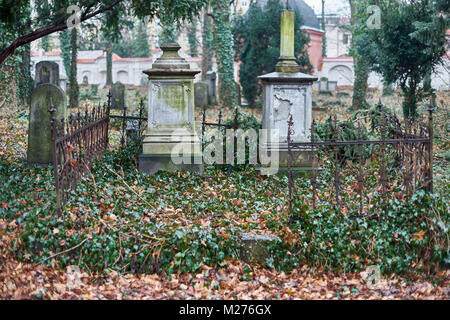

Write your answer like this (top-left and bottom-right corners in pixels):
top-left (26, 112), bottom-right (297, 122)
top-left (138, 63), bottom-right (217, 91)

top-left (312, 81), bottom-right (320, 91)
top-left (35, 61), bottom-right (60, 87)
top-left (126, 119), bottom-right (140, 142)
top-left (258, 9), bottom-right (317, 175)
top-left (27, 84), bottom-right (66, 165)
top-left (140, 43), bottom-right (202, 175)
top-left (239, 234), bottom-right (281, 264)
top-left (82, 75), bottom-right (89, 86)
top-left (328, 81), bottom-right (338, 92)
top-left (90, 84), bottom-right (99, 98)
top-left (206, 71), bottom-right (217, 105)
top-left (194, 82), bottom-right (209, 109)
top-left (111, 81), bottom-right (125, 109)
top-left (59, 75), bottom-right (67, 92)
top-left (319, 77), bottom-right (329, 92)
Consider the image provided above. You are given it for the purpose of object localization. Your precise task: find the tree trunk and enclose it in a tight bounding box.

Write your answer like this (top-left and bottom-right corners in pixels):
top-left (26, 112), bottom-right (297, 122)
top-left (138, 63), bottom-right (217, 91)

top-left (321, 0), bottom-right (327, 57)
top-left (211, 1), bottom-right (236, 107)
top-left (69, 28), bottom-right (79, 109)
top-left (349, 0), bottom-right (369, 110)
top-left (0, 0), bottom-right (124, 66)
top-left (106, 42), bottom-right (113, 86)
top-left (201, 9), bottom-right (213, 81)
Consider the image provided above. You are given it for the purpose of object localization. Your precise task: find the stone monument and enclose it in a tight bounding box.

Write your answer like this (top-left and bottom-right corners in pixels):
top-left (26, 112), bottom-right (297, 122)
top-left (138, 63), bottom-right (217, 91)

top-left (111, 81), bottom-right (125, 109)
top-left (139, 43), bottom-right (202, 175)
top-left (258, 9), bottom-right (317, 175)
top-left (206, 71), bottom-right (217, 105)
top-left (27, 84), bottom-right (66, 165)
top-left (194, 82), bottom-right (209, 109)
top-left (34, 61), bottom-right (60, 87)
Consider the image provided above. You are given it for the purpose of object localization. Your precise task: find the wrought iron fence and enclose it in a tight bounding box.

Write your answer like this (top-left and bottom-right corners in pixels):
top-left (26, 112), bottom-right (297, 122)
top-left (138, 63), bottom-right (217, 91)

top-left (109, 98), bottom-right (147, 149)
top-left (50, 93), bottom-right (111, 212)
top-left (287, 100), bottom-right (435, 217)
top-left (200, 105), bottom-right (239, 176)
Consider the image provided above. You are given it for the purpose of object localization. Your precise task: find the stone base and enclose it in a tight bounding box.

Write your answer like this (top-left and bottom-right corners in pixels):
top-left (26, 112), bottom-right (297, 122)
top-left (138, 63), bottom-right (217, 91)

top-left (238, 234), bottom-right (281, 264)
top-left (138, 154), bottom-right (203, 175)
top-left (256, 165), bottom-right (318, 177)
top-left (258, 144), bottom-right (315, 176)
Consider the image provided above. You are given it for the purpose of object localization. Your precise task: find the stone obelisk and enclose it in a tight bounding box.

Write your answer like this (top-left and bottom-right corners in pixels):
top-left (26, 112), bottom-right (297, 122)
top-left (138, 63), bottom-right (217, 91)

top-left (258, 9), bottom-right (317, 175)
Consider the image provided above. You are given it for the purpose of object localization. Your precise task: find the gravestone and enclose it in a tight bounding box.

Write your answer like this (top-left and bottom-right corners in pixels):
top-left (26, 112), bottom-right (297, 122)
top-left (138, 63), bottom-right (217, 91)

top-left (258, 9), bottom-right (317, 175)
top-left (27, 84), bottom-right (66, 165)
top-left (328, 81), bottom-right (338, 92)
top-left (140, 42), bottom-right (202, 175)
top-left (126, 119), bottom-right (140, 142)
top-left (194, 82), bottom-right (209, 109)
top-left (319, 77), bottom-right (329, 92)
top-left (59, 75), bottom-right (67, 92)
top-left (82, 75), bottom-right (89, 86)
top-left (35, 61), bottom-right (60, 87)
top-left (90, 84), bottom-right (99, 98)
top-left (206, 71), bottom-right (217, 105)
top-left (111, 81), bottom-right (125, 109)
top-left (239, 234), bottom-right (281, 264)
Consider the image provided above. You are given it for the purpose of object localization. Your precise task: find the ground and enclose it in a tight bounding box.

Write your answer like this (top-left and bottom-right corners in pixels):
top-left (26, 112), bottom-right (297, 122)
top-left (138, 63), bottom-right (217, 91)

top-left (0, 87), bottom-right (448, 300)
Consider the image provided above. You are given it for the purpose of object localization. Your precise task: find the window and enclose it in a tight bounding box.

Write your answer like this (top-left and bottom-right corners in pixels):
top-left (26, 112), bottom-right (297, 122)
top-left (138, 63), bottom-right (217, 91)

top-left (241, 0), bottom-right (248, 6)
top-left (343, 34), bottom-right (349, 45)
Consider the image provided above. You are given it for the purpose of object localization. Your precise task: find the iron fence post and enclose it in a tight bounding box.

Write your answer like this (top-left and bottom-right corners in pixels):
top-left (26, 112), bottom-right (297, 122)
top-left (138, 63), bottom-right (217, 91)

top-left (287, 114), bottom-right (294, 218)
top-left (49, 98), bottom-right (61, 214)
top-left (427, 95), bottom-right (435, 193)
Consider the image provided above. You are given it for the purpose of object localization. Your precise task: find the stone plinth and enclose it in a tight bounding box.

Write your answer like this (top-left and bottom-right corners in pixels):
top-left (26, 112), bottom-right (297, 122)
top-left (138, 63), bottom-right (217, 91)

top-left (139, 43), bottom-right (202, 175)
top-left (258, 72), bottom-right (317, 174)
top-left (238, 234), bottom-right (281, 264)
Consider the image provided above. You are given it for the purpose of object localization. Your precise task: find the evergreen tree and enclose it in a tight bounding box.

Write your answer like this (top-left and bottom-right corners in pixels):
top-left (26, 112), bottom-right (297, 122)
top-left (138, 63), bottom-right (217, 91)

top-left (201, 9), bottom-right (213, 81)
top-left (159, 16), bottom-right (179, 44)
top-left (41, 36), bottom-right (51, 51)
top-left (211, 0), bottom-right (236, 108)
top-left (234, 0), bottom-right (312, 107)
top-left (0, 0), bottom-right (32, 107)
top-left (367, 0), bottom-right (447, 118)
top-left (106, 41), bottom-right (113, 86)
top-left (187, 18), bottom-right (199, 57)
top-left (132, 21), bottom-right (150, 57)
top-left (349, 0), bottom-right (370, 110)
top-left (59, 30), bottom-right (71, 79)
top-left (321, 0), bottom-right (327, 57)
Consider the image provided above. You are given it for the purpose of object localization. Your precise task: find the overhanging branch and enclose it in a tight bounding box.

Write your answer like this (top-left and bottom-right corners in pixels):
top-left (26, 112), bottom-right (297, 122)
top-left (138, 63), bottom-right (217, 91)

top-left (0, 0), bottom-right (125, 65)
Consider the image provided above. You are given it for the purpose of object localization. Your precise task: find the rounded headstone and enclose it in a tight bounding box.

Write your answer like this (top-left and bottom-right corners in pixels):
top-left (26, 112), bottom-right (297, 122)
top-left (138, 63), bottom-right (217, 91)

top-left (27, 84), bottom-right (66, 165)
top-left (111, 81), bottom-right (125, 109)
top-left (35, 61), bottom-right (60, 87)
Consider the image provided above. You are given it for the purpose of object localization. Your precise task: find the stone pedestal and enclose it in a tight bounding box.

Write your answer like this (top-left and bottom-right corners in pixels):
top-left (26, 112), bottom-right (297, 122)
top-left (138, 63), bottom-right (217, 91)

top-left (258, 72), bottom-right (317, 174)
top-left (257, 10), bottom-right (318, 175)
top-left (139, 43), bottom-right (202, 175)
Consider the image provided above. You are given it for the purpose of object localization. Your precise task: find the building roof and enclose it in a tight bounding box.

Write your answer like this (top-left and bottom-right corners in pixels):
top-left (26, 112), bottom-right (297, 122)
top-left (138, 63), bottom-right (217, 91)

top-left (255, 0), bottom-right (321, 29)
